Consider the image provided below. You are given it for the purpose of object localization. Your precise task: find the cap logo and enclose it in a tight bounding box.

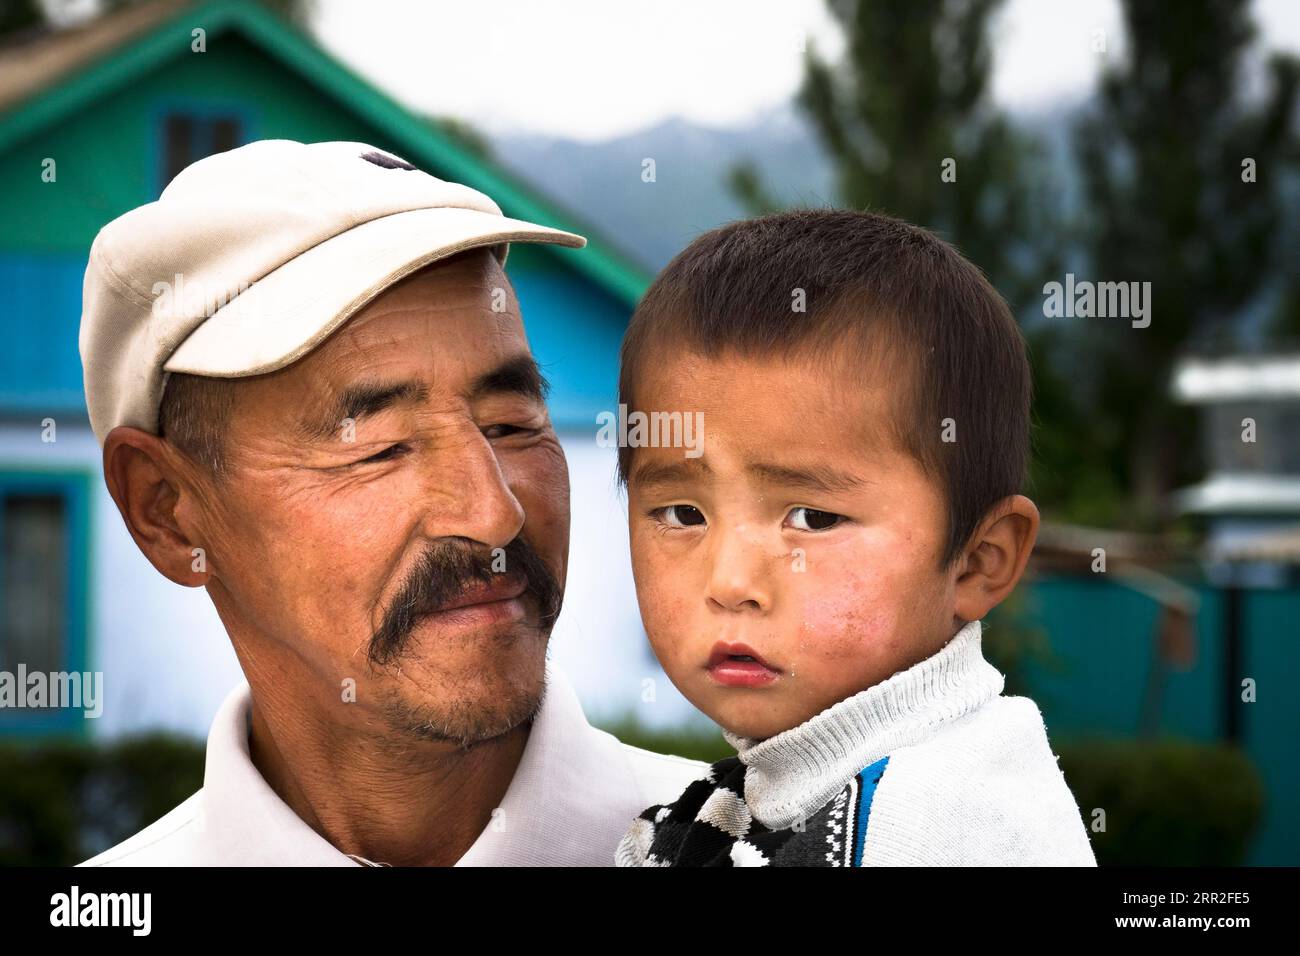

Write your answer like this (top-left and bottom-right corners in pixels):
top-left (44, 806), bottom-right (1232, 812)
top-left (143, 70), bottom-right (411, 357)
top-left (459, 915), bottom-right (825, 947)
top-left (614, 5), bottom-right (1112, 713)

top-left (360, 150), bottom-right (416, 171)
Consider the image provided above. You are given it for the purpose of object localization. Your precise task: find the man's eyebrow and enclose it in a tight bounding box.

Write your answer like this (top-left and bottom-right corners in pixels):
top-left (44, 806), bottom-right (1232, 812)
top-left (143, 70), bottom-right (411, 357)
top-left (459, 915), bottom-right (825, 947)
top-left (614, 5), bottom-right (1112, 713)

top-left (629, 457), bottom-right (711, 488)
top-left (298, 380), bottom-right (428, 443)
top-left (296, 356), bottom-right (549, 444)
top-left (746, 462), bottom-right (868, 494)
top-left (468, 353), bottom-right (551, 403)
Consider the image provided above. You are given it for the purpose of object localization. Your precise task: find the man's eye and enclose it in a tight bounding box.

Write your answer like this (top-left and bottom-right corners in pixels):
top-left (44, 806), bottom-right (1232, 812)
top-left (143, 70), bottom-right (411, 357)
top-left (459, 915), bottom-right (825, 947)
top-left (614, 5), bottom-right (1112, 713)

top-left (653, 504), bottom-right (706, 528)
top-left (786, 507), bottom-right (844, 531)
top-left (355, 443), bottom-right (408, 465)
top-left (483, 423), bottom-right (536, 439)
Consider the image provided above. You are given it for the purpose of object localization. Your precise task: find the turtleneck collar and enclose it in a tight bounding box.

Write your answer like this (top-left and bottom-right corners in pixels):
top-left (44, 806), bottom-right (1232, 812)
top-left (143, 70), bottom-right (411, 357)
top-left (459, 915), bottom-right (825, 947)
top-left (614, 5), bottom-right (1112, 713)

top-left (720, 618), bottom-right (1004, 830)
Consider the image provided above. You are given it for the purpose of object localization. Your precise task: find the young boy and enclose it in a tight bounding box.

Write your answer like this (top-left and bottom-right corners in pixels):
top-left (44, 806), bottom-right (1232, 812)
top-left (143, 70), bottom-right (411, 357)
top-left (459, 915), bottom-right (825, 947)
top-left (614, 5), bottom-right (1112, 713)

top-left (613, 210), bottom-right (1096, 867)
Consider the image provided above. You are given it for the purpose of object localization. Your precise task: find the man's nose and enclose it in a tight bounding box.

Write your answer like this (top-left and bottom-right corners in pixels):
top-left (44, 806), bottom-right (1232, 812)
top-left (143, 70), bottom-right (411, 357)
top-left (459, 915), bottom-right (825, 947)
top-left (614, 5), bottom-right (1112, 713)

top-left (418, 425), bottom-right (525, 550)
top-left (704, 523), bottom-right (773, 614)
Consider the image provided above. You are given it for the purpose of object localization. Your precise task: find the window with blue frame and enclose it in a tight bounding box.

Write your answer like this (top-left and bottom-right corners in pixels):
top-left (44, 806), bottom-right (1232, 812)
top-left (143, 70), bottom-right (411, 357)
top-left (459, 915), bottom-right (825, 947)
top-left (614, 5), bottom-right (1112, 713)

top-left (0, 470), bottom-right (90, 738)
top-left (160, 112), bottom-right (244, 191)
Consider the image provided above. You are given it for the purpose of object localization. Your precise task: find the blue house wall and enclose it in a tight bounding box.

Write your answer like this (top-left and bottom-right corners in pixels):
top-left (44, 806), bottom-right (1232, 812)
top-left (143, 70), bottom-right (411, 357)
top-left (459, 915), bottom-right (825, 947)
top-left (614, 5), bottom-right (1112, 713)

top-left (1021, 576), bottom-right (1300, 866)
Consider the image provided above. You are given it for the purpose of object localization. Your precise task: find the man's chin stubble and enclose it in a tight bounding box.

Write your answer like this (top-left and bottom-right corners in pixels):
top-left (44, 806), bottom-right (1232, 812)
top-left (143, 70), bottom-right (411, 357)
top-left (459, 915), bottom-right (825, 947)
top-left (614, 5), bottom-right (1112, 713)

top-left (382, 676), bottom-right (551, 749)
top-left (374, 658), bottom-right (549, 751)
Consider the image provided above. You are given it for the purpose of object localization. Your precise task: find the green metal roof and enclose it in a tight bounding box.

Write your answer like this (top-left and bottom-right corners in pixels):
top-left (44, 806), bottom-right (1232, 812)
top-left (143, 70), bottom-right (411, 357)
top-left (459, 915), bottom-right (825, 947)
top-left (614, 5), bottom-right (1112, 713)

top-left (0, 0), bottom-right (651, 308)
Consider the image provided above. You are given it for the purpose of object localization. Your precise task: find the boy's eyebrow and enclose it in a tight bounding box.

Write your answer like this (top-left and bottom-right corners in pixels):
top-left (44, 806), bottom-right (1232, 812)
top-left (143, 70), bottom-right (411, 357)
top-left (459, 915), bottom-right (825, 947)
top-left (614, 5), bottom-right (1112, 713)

top-left (628, 458), bottom-right (868, 495)
top-left (628, 457), bottom-right (710, 488)
top-left (747, 462), bottom-right (869, 494)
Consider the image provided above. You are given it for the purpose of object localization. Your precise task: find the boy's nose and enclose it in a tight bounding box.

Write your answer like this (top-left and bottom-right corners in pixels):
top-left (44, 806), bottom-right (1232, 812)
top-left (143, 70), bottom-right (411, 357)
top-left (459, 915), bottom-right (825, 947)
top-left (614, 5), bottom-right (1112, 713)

top-left (704, 526), bottom-right (772, 614)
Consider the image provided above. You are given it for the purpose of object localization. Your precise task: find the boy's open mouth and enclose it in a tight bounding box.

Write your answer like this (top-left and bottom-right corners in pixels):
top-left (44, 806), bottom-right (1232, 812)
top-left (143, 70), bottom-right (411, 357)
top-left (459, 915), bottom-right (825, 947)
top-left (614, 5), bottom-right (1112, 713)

top-left (706, 642), bottom-right (780, 687)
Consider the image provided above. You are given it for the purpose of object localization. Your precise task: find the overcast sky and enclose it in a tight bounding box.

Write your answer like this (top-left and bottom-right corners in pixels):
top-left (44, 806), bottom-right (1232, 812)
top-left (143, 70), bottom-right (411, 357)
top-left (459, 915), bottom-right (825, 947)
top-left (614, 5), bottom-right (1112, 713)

top-left (46, 0), bottom-right (1300, 140)
top-left (307, 0), bottom-right (1300, 141)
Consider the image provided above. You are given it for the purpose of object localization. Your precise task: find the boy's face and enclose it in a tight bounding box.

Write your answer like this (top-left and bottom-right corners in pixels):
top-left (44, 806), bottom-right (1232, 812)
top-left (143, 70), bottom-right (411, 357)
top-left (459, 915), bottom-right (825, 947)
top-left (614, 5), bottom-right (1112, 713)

top-left (626, 349), bottom-right (960, 740)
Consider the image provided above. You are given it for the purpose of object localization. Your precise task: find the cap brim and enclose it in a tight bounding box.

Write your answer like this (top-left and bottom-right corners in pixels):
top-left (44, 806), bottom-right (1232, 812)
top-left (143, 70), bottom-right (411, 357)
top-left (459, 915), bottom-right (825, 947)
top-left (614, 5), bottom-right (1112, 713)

top-left (163, 206), bottom-right (585, 377)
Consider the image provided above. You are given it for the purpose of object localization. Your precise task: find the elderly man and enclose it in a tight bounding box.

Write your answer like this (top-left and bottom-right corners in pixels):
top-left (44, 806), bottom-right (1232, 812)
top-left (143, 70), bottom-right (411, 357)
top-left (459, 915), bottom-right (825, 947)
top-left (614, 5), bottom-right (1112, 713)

top-left (77, 139), bottom-right (705, 866)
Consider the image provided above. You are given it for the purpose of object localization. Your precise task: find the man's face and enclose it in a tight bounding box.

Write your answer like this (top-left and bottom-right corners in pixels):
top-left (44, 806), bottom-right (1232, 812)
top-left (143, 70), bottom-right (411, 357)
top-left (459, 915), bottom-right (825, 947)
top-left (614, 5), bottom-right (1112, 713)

top-left (187, 250), bottom-right (570, 748)
top-left (625, 348), bottom-right (956, 741)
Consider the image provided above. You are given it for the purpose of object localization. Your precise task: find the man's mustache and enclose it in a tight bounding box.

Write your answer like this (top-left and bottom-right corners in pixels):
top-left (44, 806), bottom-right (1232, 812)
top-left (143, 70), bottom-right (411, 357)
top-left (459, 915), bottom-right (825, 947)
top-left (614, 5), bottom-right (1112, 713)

top-left (368, 537), bottom-right (563, 667)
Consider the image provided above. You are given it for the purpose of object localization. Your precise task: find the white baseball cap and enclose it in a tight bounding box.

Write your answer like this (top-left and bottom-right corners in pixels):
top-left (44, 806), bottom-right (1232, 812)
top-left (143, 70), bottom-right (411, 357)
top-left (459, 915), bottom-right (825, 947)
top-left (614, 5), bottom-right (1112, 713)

top-left (78, 139), bottom-right (586, 445)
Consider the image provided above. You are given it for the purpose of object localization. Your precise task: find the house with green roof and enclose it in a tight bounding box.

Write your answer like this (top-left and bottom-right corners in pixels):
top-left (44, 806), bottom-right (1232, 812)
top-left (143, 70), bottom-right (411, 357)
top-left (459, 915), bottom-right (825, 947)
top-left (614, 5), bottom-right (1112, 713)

top-left (0, 0), bottom-right (691, 741)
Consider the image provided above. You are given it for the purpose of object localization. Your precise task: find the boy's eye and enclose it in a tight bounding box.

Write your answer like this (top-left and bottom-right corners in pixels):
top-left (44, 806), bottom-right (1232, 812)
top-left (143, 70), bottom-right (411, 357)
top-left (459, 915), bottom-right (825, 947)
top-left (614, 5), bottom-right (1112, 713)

top-left (786, 507), bottom-right (844, 531)
top-left (654, 504), bottom-right (706, 528)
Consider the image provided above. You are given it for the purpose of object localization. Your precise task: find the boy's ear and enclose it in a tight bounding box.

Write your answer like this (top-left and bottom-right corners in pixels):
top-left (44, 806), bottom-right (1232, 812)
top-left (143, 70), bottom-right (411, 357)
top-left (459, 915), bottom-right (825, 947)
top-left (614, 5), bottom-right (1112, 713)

top-left (952, 494), bottom-right (1040, 622)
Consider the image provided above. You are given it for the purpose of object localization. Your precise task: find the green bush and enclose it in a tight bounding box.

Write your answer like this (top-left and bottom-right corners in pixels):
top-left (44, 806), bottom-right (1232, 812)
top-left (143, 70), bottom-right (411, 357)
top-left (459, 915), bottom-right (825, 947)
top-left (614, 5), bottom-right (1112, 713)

top-left (0, 733), bottom-right (203, 866)
top-left (1057, 737), bottom-right (1265, 866)
top-left (0, 729), bottom-right (1263, 867)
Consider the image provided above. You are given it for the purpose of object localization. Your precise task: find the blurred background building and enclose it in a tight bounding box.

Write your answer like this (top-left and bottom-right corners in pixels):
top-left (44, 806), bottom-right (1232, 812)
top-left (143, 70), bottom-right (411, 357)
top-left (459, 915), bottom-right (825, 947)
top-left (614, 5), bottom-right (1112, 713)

top-left (0, 0), bottom-right (1297, 866)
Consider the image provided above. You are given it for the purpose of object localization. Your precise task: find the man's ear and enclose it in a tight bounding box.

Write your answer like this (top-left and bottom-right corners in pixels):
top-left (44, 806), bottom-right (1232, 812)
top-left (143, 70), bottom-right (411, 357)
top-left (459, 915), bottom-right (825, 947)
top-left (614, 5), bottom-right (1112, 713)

top-left (102, 426), bottom-right (211, 588)
top-left (952, 494), bottom-right (1040, 622)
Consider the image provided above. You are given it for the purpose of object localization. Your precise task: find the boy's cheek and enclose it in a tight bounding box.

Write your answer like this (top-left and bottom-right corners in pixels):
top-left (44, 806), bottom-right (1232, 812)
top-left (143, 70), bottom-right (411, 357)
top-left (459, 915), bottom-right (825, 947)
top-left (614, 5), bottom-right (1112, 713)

top-left (628, 529), bottom-right (670, 603)
top-left (640, 607), bottom-right (699, 688)
top-left (786, 539), bottom-right (897, 624)
top-left (779, 547), bottom-right (928, 678)
top-left (805, 610), bottom-right (910, 686)
top-left (787, 574), bottom-right (900, 658)
top-left (629, 545), bottom-right (695, 656)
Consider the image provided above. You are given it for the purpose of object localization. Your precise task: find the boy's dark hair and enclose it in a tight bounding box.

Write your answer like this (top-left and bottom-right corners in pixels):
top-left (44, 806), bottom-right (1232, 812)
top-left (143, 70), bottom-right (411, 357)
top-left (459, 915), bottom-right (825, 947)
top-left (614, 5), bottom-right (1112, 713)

top-left (616, 208), bottom-right (1032, 571)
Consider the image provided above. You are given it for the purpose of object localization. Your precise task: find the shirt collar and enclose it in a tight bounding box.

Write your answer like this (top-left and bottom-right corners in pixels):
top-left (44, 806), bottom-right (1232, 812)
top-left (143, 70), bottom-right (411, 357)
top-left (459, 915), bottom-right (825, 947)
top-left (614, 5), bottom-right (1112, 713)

top-left (453, 656), bottom-right (645, 866)
top-left (201, 657), bottom-right (644, 865)
top-left (720, 618), bottom-right (1004, 829)
top-left (202, 677), bottom-right (356, 865)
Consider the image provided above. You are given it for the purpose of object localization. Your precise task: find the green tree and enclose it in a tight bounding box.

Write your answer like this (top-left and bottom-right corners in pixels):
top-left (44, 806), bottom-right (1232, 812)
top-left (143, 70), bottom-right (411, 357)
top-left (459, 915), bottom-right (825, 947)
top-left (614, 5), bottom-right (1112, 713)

top-left (734, 0), bottom-right (1058, 316)
top-left (1072, 0), bottom-right (1300, 522)
top-left (0, 0), bottom-right (43, 38)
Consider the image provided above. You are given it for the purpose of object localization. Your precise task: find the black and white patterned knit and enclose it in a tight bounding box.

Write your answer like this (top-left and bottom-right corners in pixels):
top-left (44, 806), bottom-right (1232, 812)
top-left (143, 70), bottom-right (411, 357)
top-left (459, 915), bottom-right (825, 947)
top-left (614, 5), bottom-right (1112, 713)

top-left (616, 753), bottom-right (889, 867)
top-left (616, 619), bottom-right (1098, 867)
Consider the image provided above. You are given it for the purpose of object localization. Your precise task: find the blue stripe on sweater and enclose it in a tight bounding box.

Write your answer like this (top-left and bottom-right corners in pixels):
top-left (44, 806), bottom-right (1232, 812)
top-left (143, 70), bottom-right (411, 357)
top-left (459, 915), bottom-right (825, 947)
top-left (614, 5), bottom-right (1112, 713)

top-left (851, 756), bottom-right (891, 867)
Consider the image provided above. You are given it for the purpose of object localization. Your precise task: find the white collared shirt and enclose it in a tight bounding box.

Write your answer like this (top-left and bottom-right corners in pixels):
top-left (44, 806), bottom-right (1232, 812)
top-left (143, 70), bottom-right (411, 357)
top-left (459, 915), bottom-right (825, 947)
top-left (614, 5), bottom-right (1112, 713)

top-left (79, 661), bottom-right (708, 867)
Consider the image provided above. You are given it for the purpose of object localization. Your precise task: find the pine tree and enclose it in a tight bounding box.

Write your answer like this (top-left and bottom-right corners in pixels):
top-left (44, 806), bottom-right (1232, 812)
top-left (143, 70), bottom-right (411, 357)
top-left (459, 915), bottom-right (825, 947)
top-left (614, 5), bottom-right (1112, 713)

top-left (1072, 0), bottom-right (1299, 521)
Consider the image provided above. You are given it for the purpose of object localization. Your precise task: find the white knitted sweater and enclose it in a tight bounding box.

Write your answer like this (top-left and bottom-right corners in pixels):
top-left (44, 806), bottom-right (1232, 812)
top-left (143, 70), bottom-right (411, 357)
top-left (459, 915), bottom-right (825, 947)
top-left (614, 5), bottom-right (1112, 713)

top-left (620, 618), bottom-right (1098, 866)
